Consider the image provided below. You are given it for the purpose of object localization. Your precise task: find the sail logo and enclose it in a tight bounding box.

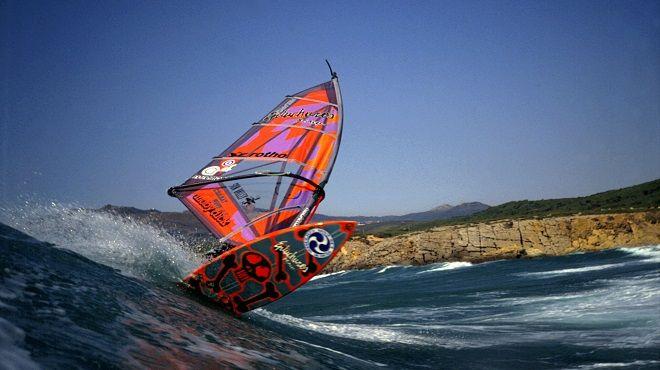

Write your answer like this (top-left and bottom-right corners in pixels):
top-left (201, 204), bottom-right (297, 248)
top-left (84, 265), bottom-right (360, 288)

top-left (194, 166), bottom-right (223, 181)
top-left (230, 152), bottom-right (288, 159)
top-left (274, 241), bottom-right (308, 271)
top-left (220, 159), bottom-right (237, 172)
top-left (201, 166), bottom-right (221, 176)
top-left (262, 109), bottom-right (335, 124)
top-left (191, 194), bottom-right (230, 227)
top-left (194, 160), bottom-right (239, 181)
top-left (304, 228), bottom-right (335, 258)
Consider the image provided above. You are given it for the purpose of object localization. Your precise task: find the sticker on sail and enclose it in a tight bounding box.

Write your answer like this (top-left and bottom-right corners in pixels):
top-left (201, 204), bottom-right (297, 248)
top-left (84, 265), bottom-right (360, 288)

top-left (201, 166), bottom-right (221, 176)
top-left (221, 159), bottom-right (237, 172)
top-left (304, 228), bottom-right (335, 258)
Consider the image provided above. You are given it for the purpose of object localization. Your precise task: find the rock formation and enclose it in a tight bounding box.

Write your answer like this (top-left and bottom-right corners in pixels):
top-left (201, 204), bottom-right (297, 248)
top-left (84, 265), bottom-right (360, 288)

top-left (326, 211), bottom-right (660, 272)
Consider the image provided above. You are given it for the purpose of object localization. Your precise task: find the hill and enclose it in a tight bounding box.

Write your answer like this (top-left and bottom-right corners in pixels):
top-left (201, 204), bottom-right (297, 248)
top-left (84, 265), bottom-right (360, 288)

top-left (312, 202), bottom-right (489, 223)
top-left (97, 179), bottom-right (659, 240)
top-left (370, 178), bottom-right (660, 236)
top-left (96, 202), bottom-right (490, 244)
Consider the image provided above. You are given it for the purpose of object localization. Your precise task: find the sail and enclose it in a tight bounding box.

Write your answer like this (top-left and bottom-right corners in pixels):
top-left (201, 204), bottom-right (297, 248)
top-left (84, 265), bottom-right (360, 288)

top-left (168, 78), bottom-right (343, 247)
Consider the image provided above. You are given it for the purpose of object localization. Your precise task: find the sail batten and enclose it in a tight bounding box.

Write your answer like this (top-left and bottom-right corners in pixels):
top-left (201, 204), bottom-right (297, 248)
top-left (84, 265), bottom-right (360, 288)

top-left (169, 78), bottom-right (343, 246)
top-left (285, 95), bottom-right (339, 107)
top-left (250, 123), bottom-right (338, 137)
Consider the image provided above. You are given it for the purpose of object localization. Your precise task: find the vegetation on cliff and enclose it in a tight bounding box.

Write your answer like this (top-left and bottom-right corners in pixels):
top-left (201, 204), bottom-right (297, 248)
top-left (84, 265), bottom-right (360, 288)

top-left (326, 211), bottom-right (660, 272)
top-left (369, 178), bottom-right (660, 237)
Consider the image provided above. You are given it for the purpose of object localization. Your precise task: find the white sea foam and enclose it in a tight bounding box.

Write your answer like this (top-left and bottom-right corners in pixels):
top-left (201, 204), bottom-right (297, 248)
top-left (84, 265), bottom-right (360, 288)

top-left (417, 261), bottom-right (473, 274)
top-left (253, 309), bottom-right (435, 346)
top-left (377, 265), bottom-right (397, 274)
top-left (519, 263), bottom-right (628, 277)
top-left (0, 318), bottom-right (41, 370)
top-left (568, 360), bottom-right (660, 369)
top-left (258, 264), bottom-right (660, 349)
top-left (292, 339), bottom-right (387, 367)
top-left (620, 245), bottom-right (660, 262)
top-left (519, 245), bottom-right (660, 278)
top-left (305, 306), bottom-right (477, 323)
top-left (493, 274), bottom-right (660, 330)
top-left (310, 270), bottom-right (349, 281)
top-left (0, 201), bottom-right (201, 283)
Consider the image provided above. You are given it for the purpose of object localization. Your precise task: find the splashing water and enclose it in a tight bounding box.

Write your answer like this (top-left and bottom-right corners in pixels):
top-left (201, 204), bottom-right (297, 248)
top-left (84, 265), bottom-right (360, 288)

top-left (1, 199), bottom-right (659, 368)
top-left (0, 201), bottom-right (201, 283)
top-left (0, 210), bottom-right (658, 368)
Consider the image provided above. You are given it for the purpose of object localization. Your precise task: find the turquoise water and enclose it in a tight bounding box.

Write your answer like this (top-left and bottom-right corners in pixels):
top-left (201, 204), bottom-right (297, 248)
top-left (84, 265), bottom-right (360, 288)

top-left (1, 204), bottom-right (658, 369)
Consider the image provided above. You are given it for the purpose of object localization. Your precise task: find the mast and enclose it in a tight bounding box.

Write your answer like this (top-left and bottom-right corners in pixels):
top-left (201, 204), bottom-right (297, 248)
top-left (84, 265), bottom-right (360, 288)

top-left (290, 62), bottom-right (342, 227)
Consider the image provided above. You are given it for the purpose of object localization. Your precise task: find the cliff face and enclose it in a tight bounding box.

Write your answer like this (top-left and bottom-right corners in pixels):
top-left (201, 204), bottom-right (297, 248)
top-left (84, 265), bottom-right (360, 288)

top-left (326, 211), bottom-right (660, 272)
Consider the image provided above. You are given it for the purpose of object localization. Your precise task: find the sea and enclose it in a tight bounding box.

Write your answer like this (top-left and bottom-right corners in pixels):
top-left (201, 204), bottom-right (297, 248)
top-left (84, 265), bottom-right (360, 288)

top-left (1, 202), bottom-right (658, 369)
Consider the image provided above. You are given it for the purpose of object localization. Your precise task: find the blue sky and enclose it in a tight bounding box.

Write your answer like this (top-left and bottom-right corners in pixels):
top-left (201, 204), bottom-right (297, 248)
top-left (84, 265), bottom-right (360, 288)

top-left (1, 0), bottom-right (659, 216)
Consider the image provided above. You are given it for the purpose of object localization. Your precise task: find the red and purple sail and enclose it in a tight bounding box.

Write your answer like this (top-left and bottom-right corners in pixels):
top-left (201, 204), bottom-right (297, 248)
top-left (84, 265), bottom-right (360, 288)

top-left (168, 76), bottom-right (343, 247)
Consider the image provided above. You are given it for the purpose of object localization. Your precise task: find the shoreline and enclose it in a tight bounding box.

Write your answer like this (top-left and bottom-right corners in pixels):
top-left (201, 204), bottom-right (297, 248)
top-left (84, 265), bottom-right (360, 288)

top-left (325, 211), bottom-right (660, 272)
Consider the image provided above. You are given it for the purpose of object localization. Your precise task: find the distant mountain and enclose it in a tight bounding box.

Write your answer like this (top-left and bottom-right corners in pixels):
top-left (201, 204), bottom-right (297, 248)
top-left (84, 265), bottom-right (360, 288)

top-left (96, 178), bottom-right (660, 240)
top-left (430, 204), bottom-right (453, 212)
top-left (96, 202), bottom-right (490, 241)
top-left (312, 202), bottom-right (490, 223)
top-left (385, 202), bottom-right (490, 222)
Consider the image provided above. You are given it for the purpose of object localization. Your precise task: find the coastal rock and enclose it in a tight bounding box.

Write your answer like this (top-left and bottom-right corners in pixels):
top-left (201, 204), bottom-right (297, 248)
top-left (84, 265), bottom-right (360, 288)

top-left (325, 211), bottom-right (660, 272)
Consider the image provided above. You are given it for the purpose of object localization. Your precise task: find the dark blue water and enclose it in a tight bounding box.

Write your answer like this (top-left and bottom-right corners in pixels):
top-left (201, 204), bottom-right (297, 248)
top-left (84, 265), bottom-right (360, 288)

top-left (1, 203), bottom-right (659, 369)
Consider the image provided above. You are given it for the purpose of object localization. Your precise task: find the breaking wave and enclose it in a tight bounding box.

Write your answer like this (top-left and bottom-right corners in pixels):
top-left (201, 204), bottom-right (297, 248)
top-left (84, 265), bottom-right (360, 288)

top-left (376, 265), bottom-right (396, 274)
top-left (253, 309), bottom-right (436, 346)
top-left (519, 263), bottom-right (628, 277)
top-left (310, 270), bottom-right (350, 281)
top-left (292, 339), bottom-right (387, 367)
top-left (568, 360), bottom-right (660, 369)
top-left (621, 245), bottom-right (660, 262)
top-left (0, 318), bottom-right (40, 370)
top-left (0, 201), bottom-right (201, 283)
top-left (2, 204), bottom-right (658, 368)
top-left (519, 245), bottom-right (660, 278)
top-left (417, 261), bottom-right (473, 274)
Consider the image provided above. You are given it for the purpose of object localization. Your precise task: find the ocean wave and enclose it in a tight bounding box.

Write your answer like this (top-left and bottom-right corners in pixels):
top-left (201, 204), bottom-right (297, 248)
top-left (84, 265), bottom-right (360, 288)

top-left (567, 360), bottom-right (660, 369)
top-left (0, 318), bottom-right (40, 370)
top-left (417, 261), bottom-right (473, 274)
top-left (518, 262), bottom-right (628, 277)
top-left (519, 245), bottom-right (660, 278)
top-left (310, 270), bottom-right (350, 281)
top-left (292, 339), bottom-right (387, 367)
top-left (377, 265), bottom-right (397, 274)
top-left (253, 309), bottom-right (435, 346)
top-left (305, 306), bottom-right (483, 323)
top-left (0, 201), bottom-right (201, 283)
top-left (620, 245), bottom-right (660, 262)
top-left (490, 274), bottom-right (660, 332)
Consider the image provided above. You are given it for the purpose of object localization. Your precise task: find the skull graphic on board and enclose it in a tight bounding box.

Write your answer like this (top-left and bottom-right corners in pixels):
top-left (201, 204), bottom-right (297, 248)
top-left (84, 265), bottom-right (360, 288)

top-left (239, 252), bottom-right (271, 282)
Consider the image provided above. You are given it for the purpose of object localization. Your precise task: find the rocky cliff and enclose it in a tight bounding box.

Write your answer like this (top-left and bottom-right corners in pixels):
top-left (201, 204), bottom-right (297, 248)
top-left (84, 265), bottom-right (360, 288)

top-left (326, 211), bottom-right (660, 272)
